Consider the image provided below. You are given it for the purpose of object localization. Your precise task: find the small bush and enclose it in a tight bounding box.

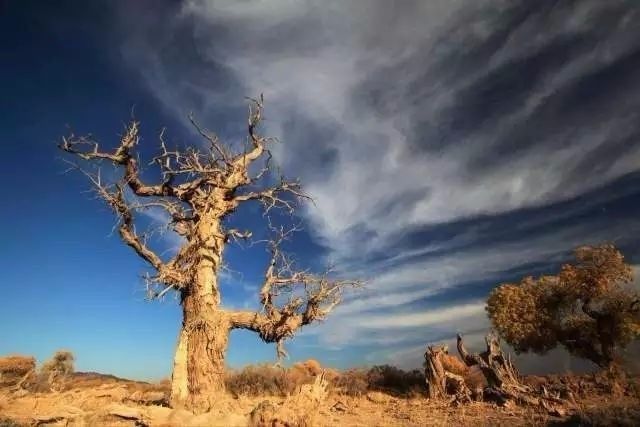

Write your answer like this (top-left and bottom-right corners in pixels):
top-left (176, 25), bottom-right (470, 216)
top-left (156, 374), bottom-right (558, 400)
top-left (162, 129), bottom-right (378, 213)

top-left (366, 365), bottom-right (425, 396)
top-left (292, 359), bottom-right (322, 376)
top-left (226, 364), bottom-right (315, 397)
top-left (22, 350), bottom-right (77, 393)
top-left (333, 368), bottom-right (369, 396)
top-left (41, 350), bottom-right (74, 377)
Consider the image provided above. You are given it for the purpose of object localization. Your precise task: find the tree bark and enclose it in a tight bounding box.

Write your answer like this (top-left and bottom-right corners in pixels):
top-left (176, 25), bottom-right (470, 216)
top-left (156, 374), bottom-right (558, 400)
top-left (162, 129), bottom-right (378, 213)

top-left (170, 327), bottom-right (189, 407)
top-left (169, 217), bottom-right (230, 414)
top-left (170, 292), bottom-right (231, 413)
top-left (425, 345), bottom-right (448, 399)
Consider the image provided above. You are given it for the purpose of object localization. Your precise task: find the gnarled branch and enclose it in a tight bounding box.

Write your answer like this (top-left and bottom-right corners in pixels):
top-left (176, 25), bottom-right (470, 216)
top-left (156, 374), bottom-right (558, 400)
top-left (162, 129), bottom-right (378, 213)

top-left (233, 178), bottom-right (310, 214)
top-left (63, 164), bottom-right (189, 298)
top-left (228, 224), bottom-right (361, 359)
top-left (60, 122), bottom-right (178, 198)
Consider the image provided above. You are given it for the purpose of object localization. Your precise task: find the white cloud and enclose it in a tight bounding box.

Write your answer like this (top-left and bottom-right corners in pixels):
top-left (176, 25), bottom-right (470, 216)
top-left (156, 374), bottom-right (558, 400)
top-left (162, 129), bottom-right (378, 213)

top-left (115, 0), bottom-right (640, 366)
top-left (355, 302), bottom-right (484, 329)
top-left (126, 0), bottom-right (640, 265)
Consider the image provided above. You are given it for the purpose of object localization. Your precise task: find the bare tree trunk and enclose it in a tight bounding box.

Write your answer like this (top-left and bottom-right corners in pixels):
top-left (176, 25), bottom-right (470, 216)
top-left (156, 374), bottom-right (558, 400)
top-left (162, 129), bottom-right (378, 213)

top-left (425, 345), bottom-right (448, 399)
top-left (170, 290), bottom-right (231, 413)
top-left (170, 219), bottom-right (229, 414)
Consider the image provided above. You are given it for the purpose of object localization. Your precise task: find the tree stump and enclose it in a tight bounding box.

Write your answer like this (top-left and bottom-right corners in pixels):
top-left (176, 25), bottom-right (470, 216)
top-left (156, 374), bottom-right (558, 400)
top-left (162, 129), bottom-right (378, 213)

top-left (456, 332), bottom-right (567, 413)
top-left (424, 344), bottom-right (471, 403)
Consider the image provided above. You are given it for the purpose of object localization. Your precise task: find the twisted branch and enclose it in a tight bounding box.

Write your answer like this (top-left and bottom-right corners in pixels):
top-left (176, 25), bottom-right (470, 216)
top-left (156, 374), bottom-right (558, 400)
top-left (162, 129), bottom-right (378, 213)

top-left (230, 224), bottom-right (361, 359)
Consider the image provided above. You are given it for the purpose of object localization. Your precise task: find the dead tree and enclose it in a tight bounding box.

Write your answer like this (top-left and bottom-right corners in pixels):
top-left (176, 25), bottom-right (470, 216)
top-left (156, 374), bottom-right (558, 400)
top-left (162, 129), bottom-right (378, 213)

top-left (59, 96), bottom-right (361, 414)
top-left (424, 345), bottom-right (471, 403)
top-left (457, 332), bottom-right (565, 412)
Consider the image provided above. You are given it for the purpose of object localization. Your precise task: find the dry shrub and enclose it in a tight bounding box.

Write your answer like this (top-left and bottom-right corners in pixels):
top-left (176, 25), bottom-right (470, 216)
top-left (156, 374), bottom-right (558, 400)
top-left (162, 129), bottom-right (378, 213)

top-left (226, 360), bottom-right (340, 397)
top-left (41, 350), bottom-right (74, 377)
top-left (322, 367), bottom-right (341, 384)
top-left (20, 350), bottom-right (76, 393)
top-left (366, 365), bottom-right (425, 396)
top-left (330, 365), bottom-right (427, 396)
top-left (333, 368), bottom-right (369, 396)
top-left (0, 355), bottom-right (35, 386)
top-left (292, 359), bottom-right (322, 376)
top-left (591, 367), bottom-right (639, 397)
top-left (23, 373), bottom-right (52, 393)
top-left (226, 364), bottom-right (315, 397)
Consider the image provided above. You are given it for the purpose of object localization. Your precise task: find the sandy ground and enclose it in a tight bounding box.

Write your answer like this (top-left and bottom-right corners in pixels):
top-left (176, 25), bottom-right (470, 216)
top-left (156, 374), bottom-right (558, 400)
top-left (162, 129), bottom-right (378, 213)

top-left (0, 384), bottom-right (640, 426)
top-left (1, 379), bottom-right (639, 427)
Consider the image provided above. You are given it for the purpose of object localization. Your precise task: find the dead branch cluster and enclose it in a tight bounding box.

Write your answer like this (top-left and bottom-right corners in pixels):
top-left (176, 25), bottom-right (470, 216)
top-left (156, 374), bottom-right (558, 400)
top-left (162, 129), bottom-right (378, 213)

top-left (229, 222), bottom-right (361, 362)
top-left (425, 332), bottom-right (568, 415)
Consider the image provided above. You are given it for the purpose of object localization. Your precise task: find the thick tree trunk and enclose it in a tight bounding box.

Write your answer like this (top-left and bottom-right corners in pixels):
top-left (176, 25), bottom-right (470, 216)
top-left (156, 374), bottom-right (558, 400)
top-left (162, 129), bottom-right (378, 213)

top-left (170, 292), bottom-right (231, 413)
top-left (169, 217), bottom-right (230, 414)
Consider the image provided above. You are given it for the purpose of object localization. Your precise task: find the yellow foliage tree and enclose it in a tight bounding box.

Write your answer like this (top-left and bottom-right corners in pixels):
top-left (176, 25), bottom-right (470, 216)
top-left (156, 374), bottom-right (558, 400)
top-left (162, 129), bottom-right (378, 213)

top-left (487, 244), bottom-right (639, 368)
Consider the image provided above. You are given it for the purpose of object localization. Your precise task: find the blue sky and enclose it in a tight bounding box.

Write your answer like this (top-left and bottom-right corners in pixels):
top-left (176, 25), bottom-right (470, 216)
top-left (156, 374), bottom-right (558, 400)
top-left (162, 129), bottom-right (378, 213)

top-left (2, 0), bottom-right (640, 380)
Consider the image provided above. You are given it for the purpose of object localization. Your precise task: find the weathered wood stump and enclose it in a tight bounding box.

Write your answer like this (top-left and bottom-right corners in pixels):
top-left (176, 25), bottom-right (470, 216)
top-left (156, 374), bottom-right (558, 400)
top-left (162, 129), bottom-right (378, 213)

top-left (424, 344), bottom-right (471, 404)
top-left (456, 332), bottom-right (567, 414)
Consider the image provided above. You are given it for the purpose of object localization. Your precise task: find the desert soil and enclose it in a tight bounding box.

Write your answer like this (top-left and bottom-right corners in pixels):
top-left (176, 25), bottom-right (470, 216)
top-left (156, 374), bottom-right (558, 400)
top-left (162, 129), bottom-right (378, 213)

top-left (1, 373), bottom-right (639, 426)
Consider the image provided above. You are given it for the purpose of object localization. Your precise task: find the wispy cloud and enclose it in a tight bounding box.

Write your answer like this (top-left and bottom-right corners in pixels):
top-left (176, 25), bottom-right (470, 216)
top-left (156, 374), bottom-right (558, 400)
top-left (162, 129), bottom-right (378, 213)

top-left (351, 301), bottom-right (485, 329)
top-left (113, 0), bottom-right (640, 368)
